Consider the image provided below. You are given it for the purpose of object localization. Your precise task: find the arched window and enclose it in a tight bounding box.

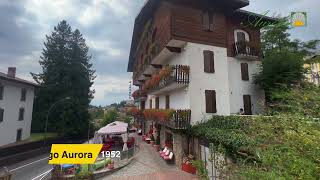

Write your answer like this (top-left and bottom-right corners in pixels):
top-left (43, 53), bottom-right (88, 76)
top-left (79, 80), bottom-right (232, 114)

top-left (234, 29), bottom-right (250, 43)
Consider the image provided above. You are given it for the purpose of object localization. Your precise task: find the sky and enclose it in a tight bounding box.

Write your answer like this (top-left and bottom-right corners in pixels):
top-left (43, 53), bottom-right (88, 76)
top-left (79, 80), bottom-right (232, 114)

top-left (0, 0), bottom-right (319, 106)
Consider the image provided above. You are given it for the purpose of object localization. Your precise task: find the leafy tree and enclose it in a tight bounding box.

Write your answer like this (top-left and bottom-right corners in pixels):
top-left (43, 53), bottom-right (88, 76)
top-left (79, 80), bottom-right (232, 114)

top-left (256, 18), bottom-right (319, 97)
top-left (31, 20), bottom-right (95, 137)
top-left (255, 51), bottom-right (305, 91)
top-left (101, 109), bottom-right (118, 127)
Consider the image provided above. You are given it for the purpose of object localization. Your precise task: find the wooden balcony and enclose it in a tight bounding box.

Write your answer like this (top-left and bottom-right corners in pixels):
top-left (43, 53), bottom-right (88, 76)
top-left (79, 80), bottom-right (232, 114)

top-left (132, 40), bottom-right (186, 83)
top-left (234, 41), bottom-right (261, 60)
top-left (148, 65), bottom-right (190, 95)
top-left (143, 109), bottom-right (191, 130)
top-left (160, 109), bottom-right (191, 130)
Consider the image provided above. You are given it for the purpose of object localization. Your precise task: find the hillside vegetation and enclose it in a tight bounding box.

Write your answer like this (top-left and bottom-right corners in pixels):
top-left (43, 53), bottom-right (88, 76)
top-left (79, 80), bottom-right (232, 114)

top-left (192, 84), bottom-right (320, 179)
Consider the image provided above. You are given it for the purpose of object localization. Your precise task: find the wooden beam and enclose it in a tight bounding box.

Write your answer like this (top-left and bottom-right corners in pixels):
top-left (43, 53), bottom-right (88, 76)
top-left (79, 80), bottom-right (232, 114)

top-left (166, 46), bottom-right (182, 53)
top-left (151, 64), bottom-right (162, 69)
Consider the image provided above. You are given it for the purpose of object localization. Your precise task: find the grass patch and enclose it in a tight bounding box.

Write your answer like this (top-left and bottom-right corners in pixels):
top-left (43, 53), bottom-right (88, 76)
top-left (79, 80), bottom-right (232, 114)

top-left (30, 133), bottom-right (59, 142)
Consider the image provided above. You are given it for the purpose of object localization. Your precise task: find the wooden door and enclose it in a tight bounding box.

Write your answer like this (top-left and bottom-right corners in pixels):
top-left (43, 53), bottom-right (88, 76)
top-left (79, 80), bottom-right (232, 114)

top-left (243, 95), bottom-right (252, 115)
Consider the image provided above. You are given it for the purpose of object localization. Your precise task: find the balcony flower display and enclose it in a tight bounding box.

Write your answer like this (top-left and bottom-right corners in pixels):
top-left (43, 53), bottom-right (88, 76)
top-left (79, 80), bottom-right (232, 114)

top-left (143, 109), bottom-right (175, 121)
top-left (140, 65), bottom-right (190, 93)
top-left (159, 65), bottom-right (171, 79)
top-left (132, 90), bottom-right (139, 98)
top-left (129, 107), bottom-right (139, 116)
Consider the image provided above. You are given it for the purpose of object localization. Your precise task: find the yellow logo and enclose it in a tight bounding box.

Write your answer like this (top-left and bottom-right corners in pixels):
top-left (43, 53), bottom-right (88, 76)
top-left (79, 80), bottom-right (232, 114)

top-left (49, 144), bottom-right (103, 164)
top-left (291, 12), bottom-right (307, 27)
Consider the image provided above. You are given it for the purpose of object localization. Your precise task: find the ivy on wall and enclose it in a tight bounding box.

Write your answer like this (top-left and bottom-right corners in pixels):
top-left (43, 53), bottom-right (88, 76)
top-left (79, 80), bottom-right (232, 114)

top-left (191, 113), bottom-right (320, 179)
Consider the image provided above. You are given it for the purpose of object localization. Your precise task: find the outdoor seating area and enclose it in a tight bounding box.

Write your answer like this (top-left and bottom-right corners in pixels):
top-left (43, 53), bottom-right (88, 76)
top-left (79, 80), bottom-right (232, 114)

top-left (51, 121), bottom-right (139, 179)
top-left (159, 147), bottom-right (174, 164)
top-left (139, 124), bottom-right (175, 165)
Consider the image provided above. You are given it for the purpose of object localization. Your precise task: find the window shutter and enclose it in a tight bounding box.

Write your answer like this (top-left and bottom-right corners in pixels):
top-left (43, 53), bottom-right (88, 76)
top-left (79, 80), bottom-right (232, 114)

top-left (203, 51), bottom-right (215, 73)
top-left (0, 85), bottom-right (3, 100)
top-left (205, 90), bottom-right (217, 113)
top-left (19, 108), bottom-right (24, 121)
top-left (0, 108), bottom-right (4, 122)
top-left (202, 12), bottom-right (210, 31)
top-left (165, 95), bottom-right (170, 109)
top-left (209, 12), bottom-right (214, 31)
top-left (21, 88), bottom-right (26, 101)
top-left (155, 97), bottom-right (159, 109)
top-left (141, 101), bottom-right (145, 110)
top-left (241, 63), bottom-right (249, 81)
top-left (149, 99), bottom-right (152, 109)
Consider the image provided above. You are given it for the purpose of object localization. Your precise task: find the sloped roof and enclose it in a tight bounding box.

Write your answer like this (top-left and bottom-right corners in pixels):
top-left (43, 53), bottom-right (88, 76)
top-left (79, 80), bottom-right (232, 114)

top-left (0, 72), bottom-right (39, 87)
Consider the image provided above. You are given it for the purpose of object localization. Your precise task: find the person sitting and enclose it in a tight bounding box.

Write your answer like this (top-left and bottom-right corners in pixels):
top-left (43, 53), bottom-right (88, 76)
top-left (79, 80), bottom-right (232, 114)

top-left (239, 108), bottom-right (245, 115)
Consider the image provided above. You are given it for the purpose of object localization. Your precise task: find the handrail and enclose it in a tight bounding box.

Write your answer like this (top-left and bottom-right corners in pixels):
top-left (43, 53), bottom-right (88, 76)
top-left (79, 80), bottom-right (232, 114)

top-left (235, 41), bottom-right (261, 57)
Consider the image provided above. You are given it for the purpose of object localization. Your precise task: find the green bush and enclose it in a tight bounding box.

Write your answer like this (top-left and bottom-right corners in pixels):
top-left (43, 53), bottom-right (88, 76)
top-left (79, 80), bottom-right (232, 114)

top-left (192, 160), bottom-right (209, 180)
top-left (192, 114), bottom-right (320, 179)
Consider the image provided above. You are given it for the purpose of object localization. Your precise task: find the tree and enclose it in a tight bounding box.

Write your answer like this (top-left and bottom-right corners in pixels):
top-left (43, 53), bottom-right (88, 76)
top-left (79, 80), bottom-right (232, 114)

top-left (255, 18), bottom-right (319, 97)
top-left (31, 20), bottom-right (95, 137)
top-left (101, 109), bottom-right (118, 127)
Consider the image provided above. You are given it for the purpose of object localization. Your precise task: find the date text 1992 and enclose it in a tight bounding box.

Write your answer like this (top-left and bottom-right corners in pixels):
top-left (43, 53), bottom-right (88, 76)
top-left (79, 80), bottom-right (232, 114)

top-left (100, 151), bottom-right (121, 158)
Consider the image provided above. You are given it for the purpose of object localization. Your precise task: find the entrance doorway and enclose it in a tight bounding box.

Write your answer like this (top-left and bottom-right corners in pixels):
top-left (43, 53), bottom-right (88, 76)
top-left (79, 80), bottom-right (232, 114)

top-left (243, 95), bottom-right (252, 115)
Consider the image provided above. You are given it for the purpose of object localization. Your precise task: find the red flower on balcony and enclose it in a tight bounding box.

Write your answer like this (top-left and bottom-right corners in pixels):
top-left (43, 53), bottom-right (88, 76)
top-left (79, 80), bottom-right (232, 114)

top-left (132, 90), bottom-right (139, 98)
top-left (129, 107), bottom-right (139, 116)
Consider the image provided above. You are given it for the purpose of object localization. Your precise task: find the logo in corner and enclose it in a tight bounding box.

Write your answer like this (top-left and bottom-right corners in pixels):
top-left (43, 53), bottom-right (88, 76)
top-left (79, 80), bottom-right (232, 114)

top-left (291, 12), bottom-right (307, 27)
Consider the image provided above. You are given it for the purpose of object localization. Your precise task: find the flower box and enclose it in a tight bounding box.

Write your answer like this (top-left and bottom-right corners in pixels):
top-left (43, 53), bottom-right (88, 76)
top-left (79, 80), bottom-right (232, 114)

top-left (181, 163), bottom-right (196, 174)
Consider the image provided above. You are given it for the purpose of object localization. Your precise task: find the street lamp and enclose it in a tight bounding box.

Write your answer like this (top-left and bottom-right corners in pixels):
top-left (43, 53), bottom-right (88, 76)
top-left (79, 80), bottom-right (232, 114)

top-left (44, 97), bottom-right (71, 145)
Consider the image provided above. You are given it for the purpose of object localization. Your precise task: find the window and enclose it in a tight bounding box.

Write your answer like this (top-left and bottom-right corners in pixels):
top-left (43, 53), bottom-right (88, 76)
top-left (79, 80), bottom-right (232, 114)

top-left (0, 84), bottom-right (3, 100)
top-left (155, 97), bottom-right (159, 109)
top-left (18, 108), bottom-right (25, 121)
top-left (202, 11), bottom-right (214, 31)
top-left (241, 63), bottom-right (249, 81)
top-left (165, 95), bottom-right (170, 109)
top-left (149, 99), bottom-right (152, 109)
top-left (203, 50), bottom-right (215, 73)
top-left (205, 90), bottom-right (217, 113)
top-left (234, 30), bottom-right (249, 43)
top-left (21, 88), bottom-right (27, 101)
top-left (0, 108), bottom-right (4, 122)
top-left (16, 129), bottom-right (22, 142)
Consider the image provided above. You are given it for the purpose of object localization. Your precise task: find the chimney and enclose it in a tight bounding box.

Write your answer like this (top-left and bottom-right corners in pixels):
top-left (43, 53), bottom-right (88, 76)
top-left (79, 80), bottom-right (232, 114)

top-left (7, 67), bottom-right (16, 78)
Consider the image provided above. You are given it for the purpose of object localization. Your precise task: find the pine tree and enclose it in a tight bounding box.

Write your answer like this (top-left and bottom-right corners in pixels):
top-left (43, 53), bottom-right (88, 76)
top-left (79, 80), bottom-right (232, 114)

top-left (31, 20), bottom-right (95, 137)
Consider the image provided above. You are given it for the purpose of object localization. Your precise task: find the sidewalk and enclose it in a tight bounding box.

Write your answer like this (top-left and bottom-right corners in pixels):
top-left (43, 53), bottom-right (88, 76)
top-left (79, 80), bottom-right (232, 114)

top-left (101, 135), bottom-right (197, 180)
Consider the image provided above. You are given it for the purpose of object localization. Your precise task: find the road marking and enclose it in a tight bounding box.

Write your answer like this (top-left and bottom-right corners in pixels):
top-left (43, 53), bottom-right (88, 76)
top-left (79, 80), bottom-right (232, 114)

top-left (31, 168), bottom-right (53, 180)
top-left (9, 156), bottom-right (49, 172)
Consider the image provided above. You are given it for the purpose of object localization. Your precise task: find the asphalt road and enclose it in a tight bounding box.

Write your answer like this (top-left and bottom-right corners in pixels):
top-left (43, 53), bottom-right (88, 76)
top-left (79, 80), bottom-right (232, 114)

top-left (6, 153), bottom-right (53, 180)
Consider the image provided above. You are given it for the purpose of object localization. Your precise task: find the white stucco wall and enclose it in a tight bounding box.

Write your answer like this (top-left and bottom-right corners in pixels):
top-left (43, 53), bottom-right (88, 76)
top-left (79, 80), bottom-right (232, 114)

top-left (0, 79), bottom-right (35, 147)
top-left (227, 57), bottom-right (265, 114)
top-left (185, 43), bottom-right (231, 124)
top-left (141, 42), bottom-right (265, 125)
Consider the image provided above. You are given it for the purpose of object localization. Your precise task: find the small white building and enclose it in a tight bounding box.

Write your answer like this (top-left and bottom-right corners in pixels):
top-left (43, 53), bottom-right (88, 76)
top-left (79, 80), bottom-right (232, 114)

top-left (0, 67), bottom-right (38, 147)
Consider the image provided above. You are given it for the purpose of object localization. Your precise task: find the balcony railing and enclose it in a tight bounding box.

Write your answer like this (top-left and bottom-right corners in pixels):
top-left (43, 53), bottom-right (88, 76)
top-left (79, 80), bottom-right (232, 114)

top-left (142, 65), bottom-right (190, 95)
top-left (132, 90), bottom-right (147, 100)
top-left (234, 41), bottom-right (261, 59)
top-left (143, 109), bottom-right (191, 129)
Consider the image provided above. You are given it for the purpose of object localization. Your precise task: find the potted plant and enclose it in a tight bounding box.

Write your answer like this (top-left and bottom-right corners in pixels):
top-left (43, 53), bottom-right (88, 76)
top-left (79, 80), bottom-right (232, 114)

top-left (154, 135), bottom-right (160, 151)
top-left (182, 155), bottom-right (196, 174)
top-left (107, 159), bottom-right (114, 169)
top-left (150, 134), bottom-right (155, 145)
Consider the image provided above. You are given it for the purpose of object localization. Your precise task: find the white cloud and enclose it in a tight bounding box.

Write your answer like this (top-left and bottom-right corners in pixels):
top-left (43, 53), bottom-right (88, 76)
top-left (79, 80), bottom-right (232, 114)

top-left (87, 39), bottom-right (123, 58)
top-left (78, 0), bottom-right (131, 26)
top-left (91, 74), bottom-right (130, 104)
